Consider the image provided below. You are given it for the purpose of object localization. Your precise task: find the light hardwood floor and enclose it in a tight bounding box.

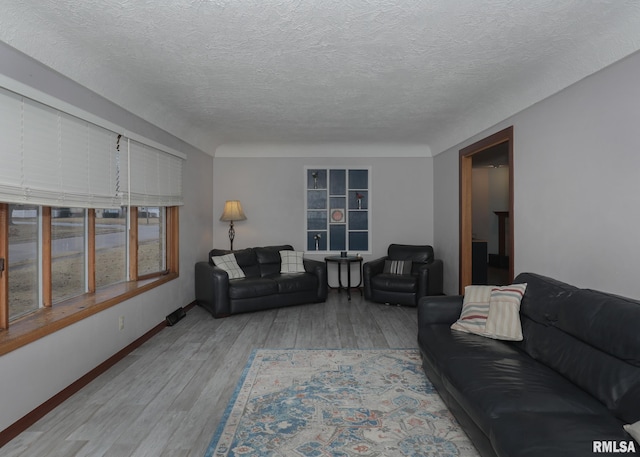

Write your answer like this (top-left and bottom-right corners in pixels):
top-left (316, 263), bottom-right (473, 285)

top-left (2, 291), bottom-right (419, 457)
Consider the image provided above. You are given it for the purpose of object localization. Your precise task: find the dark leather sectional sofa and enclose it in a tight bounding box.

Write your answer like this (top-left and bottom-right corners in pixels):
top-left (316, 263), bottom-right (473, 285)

top-left (195, 245), bottom-right (327, 318)
top-left (418, 272), bottom-right (640, 457)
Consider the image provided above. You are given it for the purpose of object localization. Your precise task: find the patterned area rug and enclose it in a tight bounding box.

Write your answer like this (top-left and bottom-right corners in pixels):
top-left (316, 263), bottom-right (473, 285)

top-left (205, 349), bottom-right (479, 457)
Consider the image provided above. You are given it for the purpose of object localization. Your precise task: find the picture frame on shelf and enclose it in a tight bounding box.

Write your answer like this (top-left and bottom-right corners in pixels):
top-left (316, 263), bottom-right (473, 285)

top-left (330, 208), bottom-right (345, 223)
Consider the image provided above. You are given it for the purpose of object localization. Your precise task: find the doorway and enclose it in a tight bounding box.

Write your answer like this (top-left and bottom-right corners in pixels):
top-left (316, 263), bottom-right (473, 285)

top-left (459, 126), bottom-right (514, 294)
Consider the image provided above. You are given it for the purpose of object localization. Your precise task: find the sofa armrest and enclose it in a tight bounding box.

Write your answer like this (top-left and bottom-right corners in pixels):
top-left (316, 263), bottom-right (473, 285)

top-left (195, 261), bottom-right (231, 318)
top-left (363, 256), bottom-right (388, 299)
top-left (418, 295), bottom-right (463, 326)
top-left (417, 259), bottom-right (444, 297)
top-left (304, 258), bottom-right (328, 300)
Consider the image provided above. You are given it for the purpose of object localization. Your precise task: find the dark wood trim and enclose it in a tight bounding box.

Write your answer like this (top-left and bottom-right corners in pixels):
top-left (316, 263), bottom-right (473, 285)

top-left (137, 270), bottom-right (169, 281)
top-left (167, 207), bottom-right (180, 275)
top-left (459, 154), bottom-right (473, 293)
top-left (459, 126), bottom-right (514, 293)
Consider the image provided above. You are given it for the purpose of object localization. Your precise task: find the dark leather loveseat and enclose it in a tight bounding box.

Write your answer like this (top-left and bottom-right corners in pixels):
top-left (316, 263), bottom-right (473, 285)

top-left (418, 272), bottom-right (640, 457)
top-left (363, 244), bottom-right (443, 306)
top-left (195, 245), bottom-right (327, 318)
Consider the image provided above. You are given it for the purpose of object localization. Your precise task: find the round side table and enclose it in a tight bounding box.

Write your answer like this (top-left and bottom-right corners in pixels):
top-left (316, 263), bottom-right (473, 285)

top-left (324, 255), bottom-right (363, 301)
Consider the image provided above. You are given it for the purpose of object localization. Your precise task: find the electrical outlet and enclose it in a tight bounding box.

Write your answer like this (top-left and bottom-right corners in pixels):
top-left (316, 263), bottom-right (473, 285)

top-left (118, 316), bottom-right (125, 331)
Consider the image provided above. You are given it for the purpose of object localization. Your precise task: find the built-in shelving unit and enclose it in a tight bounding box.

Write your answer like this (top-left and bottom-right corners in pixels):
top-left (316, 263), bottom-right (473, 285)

top-left (305, 167), bottom-right (370, 253)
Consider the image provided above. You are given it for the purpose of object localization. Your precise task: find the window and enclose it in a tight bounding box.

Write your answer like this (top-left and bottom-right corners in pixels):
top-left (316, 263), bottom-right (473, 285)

top-left (51, 207), bottom-right (86, 303)
top-left (95, 208), bottom-right (127, 289)
top-left (0, 82), bottom-right (184, 351)
top-left (305, 167), bottom-right (370, 253)
top-left (137, 206), bottom-right (166, 276)
top-left (0, 203), bottom-right (177, 357)
top-left (1, 204), bottom-right (174, 321)
top-left (8, 204), bottom-right (39, 320)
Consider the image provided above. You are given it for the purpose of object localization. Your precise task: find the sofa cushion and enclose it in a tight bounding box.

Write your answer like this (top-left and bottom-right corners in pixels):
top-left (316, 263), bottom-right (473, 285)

top-left (370, 273), bottom-right (417, 293)
top-left (555, 289), bottom-right (640, 367)
top-left (388, 243), bottom-right (434, 263)
top-left (279, 250), bottom-right (305, 273)
top-left (491, 412), bottom-right (635, 457)
top-left (434, 336), bottom-right (612, 437)
top-left (228, 277), bottom-right (278, 299)
top-left (514, 272), bottom-right (579, 325)
top-left (419, 324), bottom-right (519, 384)
top-left (617, 384), bottom-right (640, 425)
top-left (211, 253), bottom-right (245, 279)
top-left (271, 273), bottom-right (317, 294)
top-left (521, 318), bottom-right (640, 424)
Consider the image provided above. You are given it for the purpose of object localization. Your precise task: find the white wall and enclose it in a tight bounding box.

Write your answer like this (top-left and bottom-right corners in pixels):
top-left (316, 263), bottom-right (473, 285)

top-left (212, 147), bottom-right (434, 264)
top-left (433, 146), bottom-right (461, 294)
top-left (0, 44), bottom-right (214, 432)
top-left (434, 50), bottom-right (640, 297)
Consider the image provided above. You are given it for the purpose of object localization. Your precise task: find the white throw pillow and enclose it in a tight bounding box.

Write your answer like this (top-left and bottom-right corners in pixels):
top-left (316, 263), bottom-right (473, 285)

top-left (624, 420), bottom-right (640, 443)
top-left (212, 253), bottom-right (245, 279)
top-left (451, 285), bottom-right (493, 336)
top-left (484, 284), bottom-right (527, 341)
top-left (280, 250), bottom-right (306, 273)
top-left (452, 283), bottom-right (527, 341)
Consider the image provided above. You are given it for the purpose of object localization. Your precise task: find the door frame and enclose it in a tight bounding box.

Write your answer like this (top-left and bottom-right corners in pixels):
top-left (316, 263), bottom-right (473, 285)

top-left (459, 126), bottom-right (514, 294)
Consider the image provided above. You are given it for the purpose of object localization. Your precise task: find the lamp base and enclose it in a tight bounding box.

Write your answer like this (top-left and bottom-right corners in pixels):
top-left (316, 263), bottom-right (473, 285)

top-left (228, 221), bottom-right (235, 251)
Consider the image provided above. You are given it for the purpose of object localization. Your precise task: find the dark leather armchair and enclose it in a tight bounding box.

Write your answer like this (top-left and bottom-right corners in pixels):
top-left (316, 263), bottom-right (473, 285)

top-left (363, 244), bottom-right (443, 306)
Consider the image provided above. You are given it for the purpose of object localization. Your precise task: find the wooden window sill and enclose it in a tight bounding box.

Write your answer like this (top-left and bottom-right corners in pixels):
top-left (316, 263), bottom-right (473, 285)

top-left (0, 272), bottom-right (178, 356)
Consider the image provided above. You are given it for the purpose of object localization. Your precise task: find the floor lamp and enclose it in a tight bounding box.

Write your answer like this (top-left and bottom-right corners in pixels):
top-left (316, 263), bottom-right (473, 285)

top-left (220, 200), bottom-right (246, 251)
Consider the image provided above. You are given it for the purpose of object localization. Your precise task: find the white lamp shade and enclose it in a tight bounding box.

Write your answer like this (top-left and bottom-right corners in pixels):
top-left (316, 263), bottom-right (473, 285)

top-left (220, 200), bottom-right (247, 221)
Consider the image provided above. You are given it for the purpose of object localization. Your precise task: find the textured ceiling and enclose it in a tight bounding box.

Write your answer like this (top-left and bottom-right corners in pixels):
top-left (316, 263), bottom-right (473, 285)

top-left (2, 1), bottom-right (640, 156)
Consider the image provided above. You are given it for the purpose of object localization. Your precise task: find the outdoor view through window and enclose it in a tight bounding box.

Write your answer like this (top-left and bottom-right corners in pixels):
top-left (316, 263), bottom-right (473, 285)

top-left (8, 205), bottom-right (39, 320)
top-left (138, 207), bottom-right (166, 276)
top-left (7, 204), bottom-right (166, 321)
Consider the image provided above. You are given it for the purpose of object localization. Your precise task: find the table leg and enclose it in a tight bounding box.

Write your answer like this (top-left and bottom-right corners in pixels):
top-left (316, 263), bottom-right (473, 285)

top-left (355, 261), bottom-right (363, 296)
top-left (347, 263), bottom-right (352, 300)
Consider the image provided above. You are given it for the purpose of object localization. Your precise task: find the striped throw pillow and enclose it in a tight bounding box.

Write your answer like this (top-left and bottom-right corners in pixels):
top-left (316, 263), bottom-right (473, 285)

top-left (451, 285), bottom-right (493, 335)
top-left (383, 260), bottom-right (412, 275)
top-left (484, 283), bottom-right (527, 341)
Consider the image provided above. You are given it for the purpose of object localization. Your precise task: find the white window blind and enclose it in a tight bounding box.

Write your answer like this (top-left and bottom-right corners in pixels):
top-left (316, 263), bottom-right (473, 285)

top-left (0, 85), bottom-right (184, 208)
top-left (126, 139), bottom-right (184, 207)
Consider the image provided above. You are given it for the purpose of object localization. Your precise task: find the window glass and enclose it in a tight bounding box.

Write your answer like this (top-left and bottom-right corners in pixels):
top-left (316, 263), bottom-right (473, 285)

top-left (95, 208), bottom-right (127, 289)
top-left (8, 204), bottom-right (39, 320)
top-left (138, 207), bottom-right (166, 275)
top-left (52, 207), bottom-right (86, 303)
